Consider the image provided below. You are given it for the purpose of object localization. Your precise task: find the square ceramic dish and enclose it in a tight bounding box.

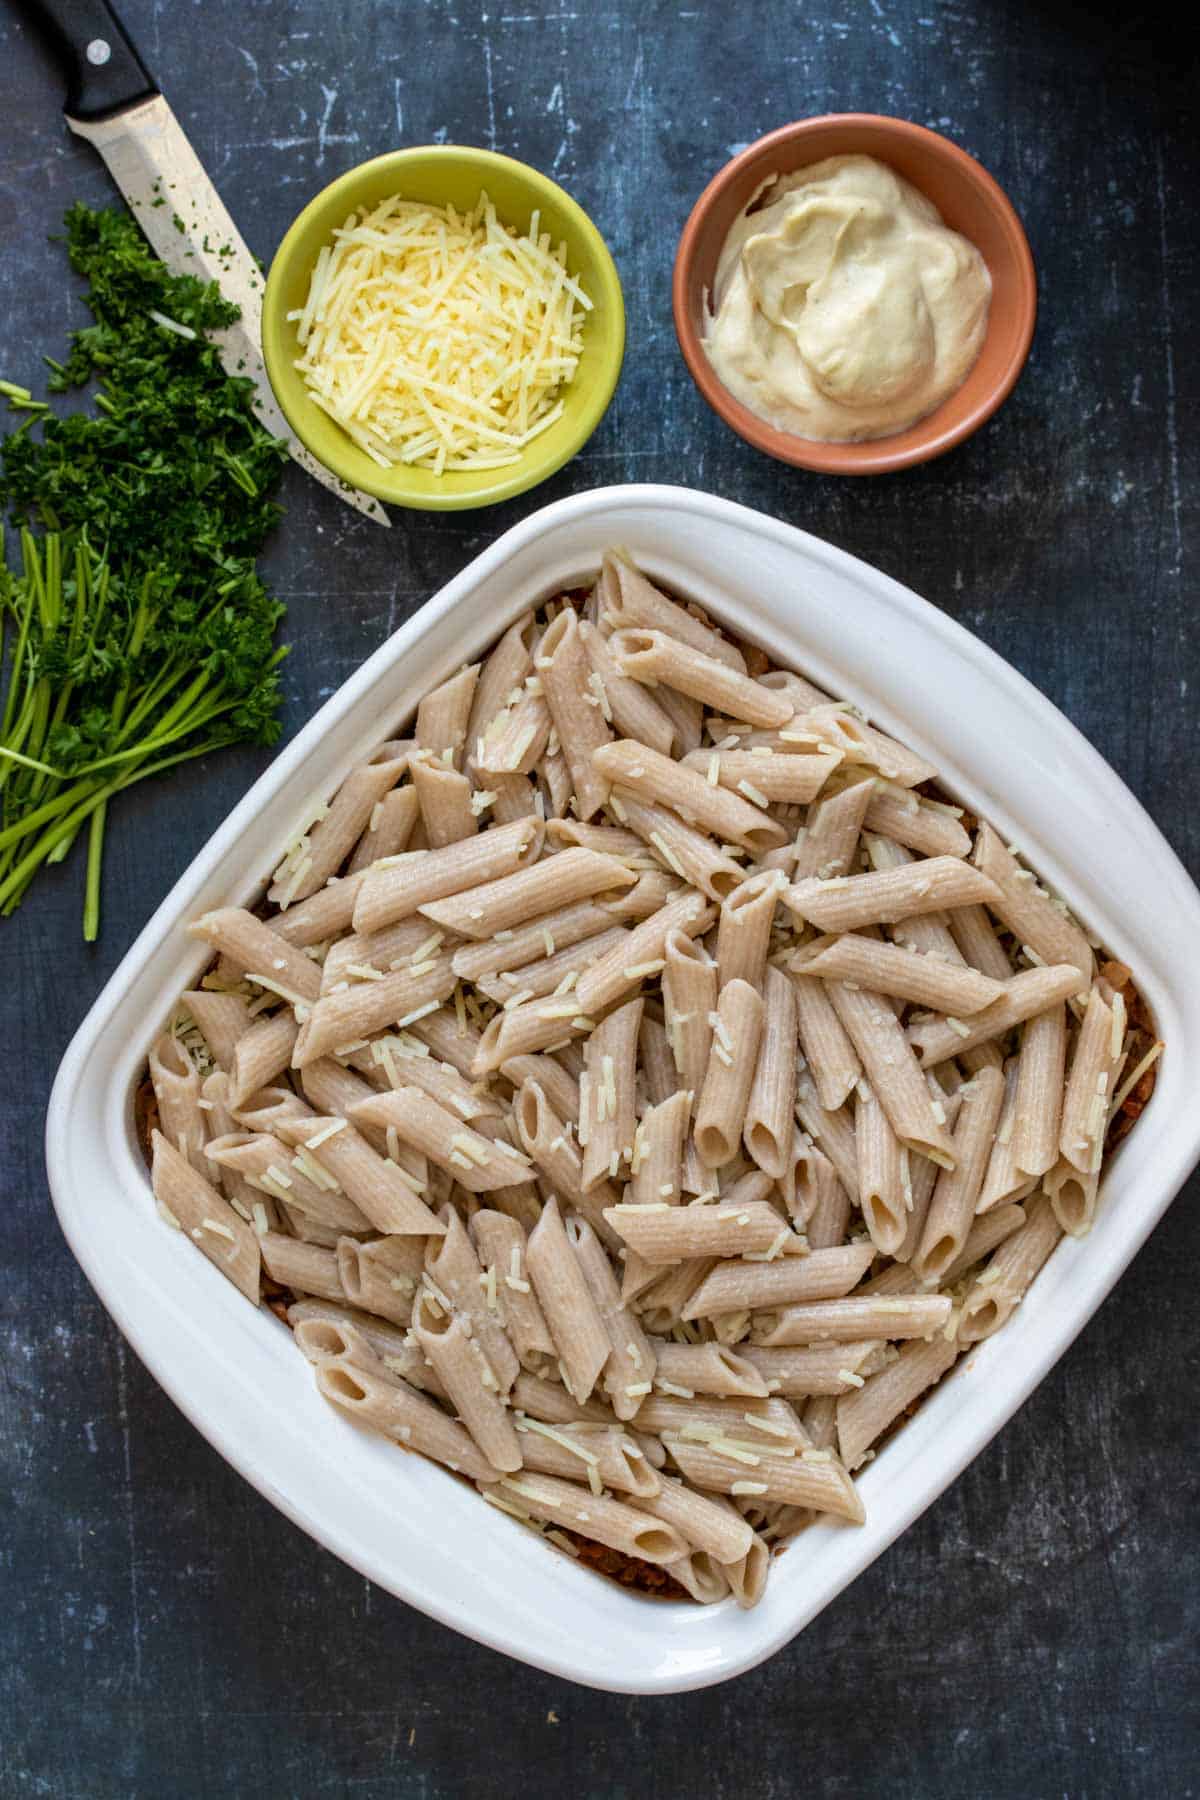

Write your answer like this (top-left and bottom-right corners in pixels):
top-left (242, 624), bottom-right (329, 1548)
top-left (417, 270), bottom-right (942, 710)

top-left (46, 485), bottom-right (1200, 1694)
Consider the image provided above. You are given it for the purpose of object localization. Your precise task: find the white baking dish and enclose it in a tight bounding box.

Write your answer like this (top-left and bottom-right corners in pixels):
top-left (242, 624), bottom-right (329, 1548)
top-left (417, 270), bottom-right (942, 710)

top-left (46, 485), bottom-right (1200, 1694)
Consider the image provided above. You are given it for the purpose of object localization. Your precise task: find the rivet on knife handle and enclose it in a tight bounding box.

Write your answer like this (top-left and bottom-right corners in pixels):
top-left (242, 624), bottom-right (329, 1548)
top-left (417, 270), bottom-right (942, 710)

top-left (16, 0), bottom-right (157, 120)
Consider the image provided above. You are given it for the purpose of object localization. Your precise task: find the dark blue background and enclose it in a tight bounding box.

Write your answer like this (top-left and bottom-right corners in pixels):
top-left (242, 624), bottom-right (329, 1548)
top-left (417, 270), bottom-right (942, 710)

top-left (1, 1), bottom-right (1196, 1793)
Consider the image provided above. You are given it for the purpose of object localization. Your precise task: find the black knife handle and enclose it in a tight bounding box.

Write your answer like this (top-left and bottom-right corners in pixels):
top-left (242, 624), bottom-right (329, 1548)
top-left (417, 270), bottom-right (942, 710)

top-left (17, 0), bottom-right (158, 120)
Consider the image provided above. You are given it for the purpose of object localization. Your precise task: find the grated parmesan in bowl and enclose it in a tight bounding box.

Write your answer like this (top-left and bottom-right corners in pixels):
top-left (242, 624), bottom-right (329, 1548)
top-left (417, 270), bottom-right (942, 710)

top-left (262, 146), bottom-right (625, 510)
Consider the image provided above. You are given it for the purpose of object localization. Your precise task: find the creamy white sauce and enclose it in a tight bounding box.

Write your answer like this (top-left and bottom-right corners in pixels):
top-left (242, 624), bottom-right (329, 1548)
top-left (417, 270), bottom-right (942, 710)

top-left (702, 154), bottom-right (992, 443)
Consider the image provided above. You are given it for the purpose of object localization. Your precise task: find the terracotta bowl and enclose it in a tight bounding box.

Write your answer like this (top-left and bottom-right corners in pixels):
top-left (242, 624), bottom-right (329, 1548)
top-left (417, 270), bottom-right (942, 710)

top-left (672, 115), bottom-right (1037, 475)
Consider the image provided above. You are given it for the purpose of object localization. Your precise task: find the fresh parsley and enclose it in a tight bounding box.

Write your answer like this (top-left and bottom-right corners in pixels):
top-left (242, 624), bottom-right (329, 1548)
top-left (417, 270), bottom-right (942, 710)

top-left (0, 204), bottom-right (289, 938)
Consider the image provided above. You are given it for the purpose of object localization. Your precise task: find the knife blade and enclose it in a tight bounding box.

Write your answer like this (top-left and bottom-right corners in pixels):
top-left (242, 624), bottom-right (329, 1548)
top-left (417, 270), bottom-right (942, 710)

top-left (18, 0), bottom-right (390, 528)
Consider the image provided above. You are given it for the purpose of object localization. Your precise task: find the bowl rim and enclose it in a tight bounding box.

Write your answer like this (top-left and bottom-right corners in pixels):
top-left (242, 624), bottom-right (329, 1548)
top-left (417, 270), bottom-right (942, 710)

top-left (671, 113), bottom-right (1037, 475)
top-left (44, 483), bottom-right (1200, 1694)
top-left (261, 143), bottom-right (626, 511)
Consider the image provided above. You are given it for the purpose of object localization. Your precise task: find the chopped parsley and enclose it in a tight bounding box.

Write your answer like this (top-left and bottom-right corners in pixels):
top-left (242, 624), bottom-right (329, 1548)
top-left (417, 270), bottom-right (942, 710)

top-left (0, 204), bottom-right (289, 938)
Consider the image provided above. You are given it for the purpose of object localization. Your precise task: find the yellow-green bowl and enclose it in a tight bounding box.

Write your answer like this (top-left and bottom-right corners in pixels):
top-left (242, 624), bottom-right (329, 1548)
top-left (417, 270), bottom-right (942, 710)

top-left (262, 146), bottom-right (625, 511)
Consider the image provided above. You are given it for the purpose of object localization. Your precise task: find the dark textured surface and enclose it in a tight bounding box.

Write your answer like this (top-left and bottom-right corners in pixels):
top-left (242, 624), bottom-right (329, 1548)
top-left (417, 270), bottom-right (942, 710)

top-left (2, 1), bottom-right (1198, 1794)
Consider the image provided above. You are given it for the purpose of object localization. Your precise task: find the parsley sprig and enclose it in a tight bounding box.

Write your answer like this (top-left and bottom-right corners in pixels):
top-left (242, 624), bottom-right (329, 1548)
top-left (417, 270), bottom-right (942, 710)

top-left (0, 204), bottom-right (289, 938)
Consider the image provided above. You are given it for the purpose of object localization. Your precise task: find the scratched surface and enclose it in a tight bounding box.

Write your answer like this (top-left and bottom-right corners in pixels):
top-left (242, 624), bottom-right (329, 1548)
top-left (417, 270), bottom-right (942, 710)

top-left (1, 0), bottom-right (1198, 1794)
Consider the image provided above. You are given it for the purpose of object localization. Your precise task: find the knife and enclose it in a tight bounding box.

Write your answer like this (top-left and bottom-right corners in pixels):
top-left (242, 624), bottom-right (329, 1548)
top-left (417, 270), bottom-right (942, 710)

top-left (18, 0), bottom-right (391, 527)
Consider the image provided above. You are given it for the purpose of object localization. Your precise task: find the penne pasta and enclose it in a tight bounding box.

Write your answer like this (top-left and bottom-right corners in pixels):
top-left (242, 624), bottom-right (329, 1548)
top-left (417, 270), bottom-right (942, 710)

top-left (908, 964), bottom-right (1088, 1067)
top-left (352, 817), bottom-right (542, 933)
top-left (791, 933), bottom-right (1005, 1015)
top-left (525, 1198), bottom-right (612, 1404)
top-left (694, 978), bottom-right (765, 1170)
top-left (537, 606), bottom-right (612, 819)
top-left (743, 965), bottom-right (798, 1179)
top-left (836, 1334), bottom-right (959, 1471)
top-left (609, 627), bottom-right (794, 728)
top-left (612, 790), bottom-right (748, 901)
top-left (270, 745), bottom-right (410, 905)
top-left (578, 616), bottom-right (677, 756)
top-left (715, 869), bottom-right (785, 993)
top-left (580, 997), bottom-right (644, 1190)
top-left (594, 740), bottom-right (788, 856)
top-left (785, 858), bottom-right (1001, 934)
top-left (912, 1065), bottom-right (1006, 1282)
top-left (973, 823), bottom-right (1094, 981)
top-left (418, 846), bottom-right (635, 940)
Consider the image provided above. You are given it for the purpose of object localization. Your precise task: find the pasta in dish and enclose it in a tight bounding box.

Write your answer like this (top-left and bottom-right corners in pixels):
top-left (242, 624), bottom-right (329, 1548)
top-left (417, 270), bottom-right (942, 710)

top-left (144, 550), bottom-right (1161, 1607)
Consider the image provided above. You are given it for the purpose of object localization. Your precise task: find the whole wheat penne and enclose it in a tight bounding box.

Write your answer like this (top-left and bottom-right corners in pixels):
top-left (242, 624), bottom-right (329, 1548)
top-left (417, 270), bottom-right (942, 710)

top-left (858, 833), bottom-right (967, 962)
top-left (200, 1072), bottom-right (278, 1228)
top-left (205, 1130), bottom-right (370, 1233)
top-left (149, 1033), bottom-right (207, 1168)
top-left (419, 847), bottom-right (635, 941)
top-left (299, 1059), bottom-right (391, 1152)
top-left (270, 748), bottom-right (410, 906)
top-left (1044, 1156), bottom-right (1101, 1237)
top-left (473, 687), bottom-right (552, 775)
top-left (913, 1065), bottom-right (1006, 1282)
top-left (416, 665), bottom-right (479, 765)
top-left (855, 1080), bottom-right (908, 1256)
top-left (942, 1202), bottom-right (1028, 1285)
top-left (714, 1531), bottom-right (769, 1606)
top-left (741, 1341), bottom-right (885, 1396)
top-left (228, 1083), bottom-right (311, 1132)
top-left (860, 784), bottom-right (972, 858)
top-left (636, 1390), bottom-right (807, 1438)
top-left (743, 966), bottom-right (798, 1180)
top-left (580, 997), bottom-right (644, 1189)
top-left (973, 823), bottom-right (1094, 981)
top-left (794, 1141), bottom-right (851, 1246)
top-left (189, 908), bottom-right (323, 1005)
top-left (790, 774), bottom-right (874, 882)
top-left (352, 817), bottom-right (542, 933)
top-left (471, 995), bottom-right (594, 1076)
top-left (268, 871), bottom-right (367, 947)
top-left (452, 898), bottom-right (634, 984)
top-left (683, 747), bottom-right (842, 805)
top-left (354, 1036), bottom-right (501, 1124)
top-left (595, 741), bottom-right (787, 855)
top-left (403, 1007), bottom-right (484, 1080)
top-left (227, 1010), bottom-right (300, 1110)
top-left (609, 627), bottom-right (794, 728)
top-left (632, 1254), bottom-right (716, 1324)
top-left (347, 784), bottom-right (421, 874)
top-left (182, 990), bottom-right (252, 1070)
top-left (909, 964), bottom-right (1088, 1067)
top-left (545, 819), bottom-right (650, 860)
top-left (479, 929), bottom-right (630, 1008)
top-left (471, 1211), bottom-right (558, 1370)
top-left (333, 1234), bottom-right (424, 1327)
top-left (715, 869), bottom-right (785, 993)
top-left (536, 606), bottom-right (612, 819)
top-left (793, 935), bottom-right (1004, 1015)
top-left (292, 1312), bottom-right (396, 1380)
top-left (292, 954), bottom-right (457, 1066)
top-left (946, 901), bottom-right (1014, 982)
top-left (568, 1216), bottom-right (657, 1420)
top-left (798, 705), bottom-right (936, 788)
top-left (836, 1333), bottom-right (959, 1470)
top-left (599, 553), bottom-right (746, 672)
top-left (151, 1132), bottom-right (261, 1302)
top-left (287, 1298), bottom-right (440, 1382)
top-left (958, 1193), bottom-right (1063, 1341)
top-left (511, 1370), bottom-right (613, 1428)
top-left (574, 889), bottom-right (714, 1018)
top-left (526, 1198), bottom-right (612, 1403)
top-left (538, 744), bottom-right (573, 817)
top-left (753, 1293), bottom-right (951, 1347)
top-left (412, 1289), bottom-right (522, 1472)
top-left (649, 1341), bottom-right (770, 1398)
top-left (408, 754), bottom-right (478, 847)
top-left (578, 617), bottom-right (677, 756)
top-left (694, 978), bottom-right (765, 1169)
top-left (497, 1469), bottom-right (688, 1563)
top-left (1011, 1003), bottom-right (1068, 1179)
top-left (612, 791), bottom-right (748, 901)
top-left (791, 973), bottom-right (861, 1112)
top-left (976, 1065), bottom-right (1034, 1218)
top-left (499, 1054), bottom-right (579, 1127)
top-left (317, 1356), bottom-right (498, 1482)
top-left (466, 613), bottom-right (535, 753)
top-left (514, 1081), bottom-right (620, 1246)
top-left (628, 1090), bottom-right (688, 1209)
top-left (422, 1206), bottom-right (520, 1392)
top-left (1058, 985), bottom-right (1122, 1175)
top-left (893, 1083), bottom-right (963, 1259)
top-left (635, 1473), bottom-right (753, 1562)
top-left (637, 1013), bottom-right (677, 1110)
top-left (604, 1198), bottom-right (784, 1265)
top-left (259, 1231), bottom-right (344, 1302)
top-left (514, 1419), bottom-right (660, 1496)
top-left (349, 1087), bottom-right (530, 1192)
top-left (273, 1113), bottom-right (442, 1235)
top-left (321, 914), bottom-right (448, 993)
top-left (794, 1070), bottom-right (860, 1204)
top-left (827, 982), bottom-right (956, 1166)
top-left (684, 1243), bottom-right (875, 1320)
top-left (786, 858), bottom-right (1000, 934)
top-left (664, 1437), bottom-right (863, 1524)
